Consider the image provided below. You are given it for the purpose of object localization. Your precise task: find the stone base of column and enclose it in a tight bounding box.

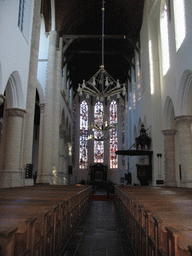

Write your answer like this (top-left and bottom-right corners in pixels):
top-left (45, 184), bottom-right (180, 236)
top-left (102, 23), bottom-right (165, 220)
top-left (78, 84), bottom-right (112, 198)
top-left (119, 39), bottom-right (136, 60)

top-left (0, 170), bottom-right (31, 188)
top-left (165, 181), bottom-right (177, 187)
top-left (24, 179), bottom-right (34, 186)
top-left (37, 173), bottom-right (52, 184)
top-left (180, 180), bottom-right (192, 188)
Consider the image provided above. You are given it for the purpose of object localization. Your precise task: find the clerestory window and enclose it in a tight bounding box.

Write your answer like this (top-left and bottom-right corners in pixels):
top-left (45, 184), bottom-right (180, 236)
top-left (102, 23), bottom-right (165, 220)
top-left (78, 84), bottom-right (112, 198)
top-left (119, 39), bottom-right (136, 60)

top-left (160, 1), bottom-right (170, 76)
top-left (173, 0), bottom-right (186, 51)
top-left (18, 0), bottom-right (33, 42)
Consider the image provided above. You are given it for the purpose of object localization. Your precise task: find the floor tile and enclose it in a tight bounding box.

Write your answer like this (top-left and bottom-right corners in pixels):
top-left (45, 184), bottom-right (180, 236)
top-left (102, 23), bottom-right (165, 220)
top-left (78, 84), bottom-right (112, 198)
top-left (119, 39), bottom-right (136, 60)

top-left (63, 198), bottom-right (134, 256)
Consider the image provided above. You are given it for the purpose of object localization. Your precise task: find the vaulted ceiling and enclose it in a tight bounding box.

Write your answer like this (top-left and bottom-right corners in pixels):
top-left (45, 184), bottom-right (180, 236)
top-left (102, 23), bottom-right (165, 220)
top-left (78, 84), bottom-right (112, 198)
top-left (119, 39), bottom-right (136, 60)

top-left (41, 0), bottom-right (145, 92)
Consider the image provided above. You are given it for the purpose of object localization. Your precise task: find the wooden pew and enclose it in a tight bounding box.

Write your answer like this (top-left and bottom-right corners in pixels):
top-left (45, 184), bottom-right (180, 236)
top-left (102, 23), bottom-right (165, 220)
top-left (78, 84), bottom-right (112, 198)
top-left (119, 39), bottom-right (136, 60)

top-left (115, 186), bottom-right (192, 256)
top-left (0, 185), bottom-right (92, 256)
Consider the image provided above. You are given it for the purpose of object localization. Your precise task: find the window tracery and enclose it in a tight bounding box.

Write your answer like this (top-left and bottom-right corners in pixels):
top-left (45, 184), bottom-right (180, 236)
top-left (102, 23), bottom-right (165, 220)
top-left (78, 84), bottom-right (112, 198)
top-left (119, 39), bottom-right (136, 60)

top-left (79, 101), bottom-right (88, 169)
top-left (94, 102), bottom-right (104, 163)
top-left (109, 100), bottom-right (118, 169)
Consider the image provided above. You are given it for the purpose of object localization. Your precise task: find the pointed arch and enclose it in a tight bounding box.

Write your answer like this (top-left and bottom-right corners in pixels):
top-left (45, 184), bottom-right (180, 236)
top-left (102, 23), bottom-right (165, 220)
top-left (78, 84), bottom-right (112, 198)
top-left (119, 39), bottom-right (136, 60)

top-left (36, 80), bottom-right (44, 104)
top-left (177, 70), bottom-right (192, 116)
top-left (5, 71), bottom-right (24, 109)
top-left (163, 96), bottom-right (175, 130)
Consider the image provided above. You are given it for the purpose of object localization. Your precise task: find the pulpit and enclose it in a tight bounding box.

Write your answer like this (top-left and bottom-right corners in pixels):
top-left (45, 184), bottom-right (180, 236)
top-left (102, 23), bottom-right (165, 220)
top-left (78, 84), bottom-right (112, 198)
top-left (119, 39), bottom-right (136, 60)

top-left (115, 149), bottom-right (153, 186)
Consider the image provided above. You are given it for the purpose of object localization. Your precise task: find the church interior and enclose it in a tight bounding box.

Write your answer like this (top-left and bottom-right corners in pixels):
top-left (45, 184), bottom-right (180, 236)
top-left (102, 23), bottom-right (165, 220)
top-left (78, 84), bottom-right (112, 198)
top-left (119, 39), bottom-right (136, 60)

top-left (1, 0), bottom-right (192, 255)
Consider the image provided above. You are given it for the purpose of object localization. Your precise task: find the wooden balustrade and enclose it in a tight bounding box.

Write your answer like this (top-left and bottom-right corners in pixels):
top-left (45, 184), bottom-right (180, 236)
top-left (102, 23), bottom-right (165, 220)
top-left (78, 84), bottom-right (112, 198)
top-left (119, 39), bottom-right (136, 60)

top-left (115, 186), bottom-right (192, 256)
top-left (0, 184), bottom-right (92, 256)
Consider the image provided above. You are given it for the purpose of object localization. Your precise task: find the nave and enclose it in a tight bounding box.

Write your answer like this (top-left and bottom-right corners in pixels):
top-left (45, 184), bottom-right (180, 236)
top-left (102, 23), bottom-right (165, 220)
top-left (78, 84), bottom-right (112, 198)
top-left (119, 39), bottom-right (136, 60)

top-left (63, 194), bottom-right (134, 256)
top-left (2, 184), bottom-right (192, 256)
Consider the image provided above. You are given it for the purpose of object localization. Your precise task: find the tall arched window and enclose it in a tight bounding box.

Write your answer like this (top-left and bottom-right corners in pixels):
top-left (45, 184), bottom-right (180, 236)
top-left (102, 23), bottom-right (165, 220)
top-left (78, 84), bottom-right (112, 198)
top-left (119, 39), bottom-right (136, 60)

top-left (109, 100), bottom-right (118, 169)
top-left (149, 40), bottom-right (154, 94)
top-left (94, 102), bottom-right (104, 163)
top-left (173, 0), bottom-right (186, 51)
top-left (79, 101), bottom-right (88, 169)
top-left (136, 53), bottom-right (141, 102)
top-left (160, 1), bottom-right (170, 76)
top-left (121, 101), bottom-right (125, 167)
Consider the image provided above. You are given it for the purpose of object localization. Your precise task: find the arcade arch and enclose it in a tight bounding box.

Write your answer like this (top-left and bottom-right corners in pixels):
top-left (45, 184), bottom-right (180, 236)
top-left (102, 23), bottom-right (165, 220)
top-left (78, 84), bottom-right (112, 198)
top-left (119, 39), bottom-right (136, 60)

top-left (174, 70), bottom-right (192, 187)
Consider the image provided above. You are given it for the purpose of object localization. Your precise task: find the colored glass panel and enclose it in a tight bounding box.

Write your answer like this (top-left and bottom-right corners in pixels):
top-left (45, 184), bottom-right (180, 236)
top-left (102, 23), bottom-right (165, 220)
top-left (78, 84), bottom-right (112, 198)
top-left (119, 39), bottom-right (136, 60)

top-left (109, 100), bottom-right (118, 169)
top-left (79, 101), bottom-right (88, 169)
top-left (94, 102), bottom-right (104, 163)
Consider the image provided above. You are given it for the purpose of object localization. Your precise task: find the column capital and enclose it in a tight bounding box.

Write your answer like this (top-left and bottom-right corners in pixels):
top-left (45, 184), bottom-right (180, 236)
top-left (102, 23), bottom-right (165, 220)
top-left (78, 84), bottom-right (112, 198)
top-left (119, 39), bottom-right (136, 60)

top-left (162, 129), bottom-right (177, 136)
top-left (175, 115), bottom-right (192, 124)
top-left (6, 108), bottom-right (26, 118)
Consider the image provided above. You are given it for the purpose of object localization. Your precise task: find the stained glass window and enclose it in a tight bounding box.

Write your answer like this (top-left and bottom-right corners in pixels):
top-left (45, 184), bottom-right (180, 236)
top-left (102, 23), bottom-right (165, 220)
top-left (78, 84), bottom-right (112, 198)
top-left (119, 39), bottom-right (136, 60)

top-left (109, 100), bottom-right (118, 169)
top-left (132, 69), bottom-right (136, 110)
top-left (94, 102), bottom-right (104, 163)
top-left (121, 102), bottom-right (125, 167)
top-left (137, 58), bottom-right (141, 101)
top-left (79, 101), bottom-right (88, 169)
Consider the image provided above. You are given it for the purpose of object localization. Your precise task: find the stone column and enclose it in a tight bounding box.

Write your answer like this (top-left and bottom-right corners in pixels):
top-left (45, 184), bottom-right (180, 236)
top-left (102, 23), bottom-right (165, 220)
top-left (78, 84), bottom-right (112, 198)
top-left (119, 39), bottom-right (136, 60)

top-left (162, 130), bottom-right (177, 186)
top-left (1, 108), bottom-right (26, 188)
top-left (58, 127), bottom-right (65, 184)
top-left (36, 103), bottom-right (45, 183)
top-left (175, 116), bottom-right (192, 187)
top-left (41, 30), bottom-right (57, 183)
top-left (52, 37), bottom-right (63, 174)
top-left (23, 0), bottom-right (42, 167)
top-left (0, 100), bottom-right (8, 171)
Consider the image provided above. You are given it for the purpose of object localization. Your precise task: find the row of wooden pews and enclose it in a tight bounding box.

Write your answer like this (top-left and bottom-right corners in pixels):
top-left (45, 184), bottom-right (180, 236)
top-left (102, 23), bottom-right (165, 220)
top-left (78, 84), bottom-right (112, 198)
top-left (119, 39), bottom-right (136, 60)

top-left (115, 186), bottom-right (192, 256)
top-left (0, 184), bottom-right (92, 256)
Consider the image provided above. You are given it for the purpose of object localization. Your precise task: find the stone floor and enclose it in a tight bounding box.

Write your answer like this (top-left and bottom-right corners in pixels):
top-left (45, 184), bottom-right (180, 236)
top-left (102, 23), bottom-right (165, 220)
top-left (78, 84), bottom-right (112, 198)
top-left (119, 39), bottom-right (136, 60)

top-left (63, 198), bottom-right (134, 256)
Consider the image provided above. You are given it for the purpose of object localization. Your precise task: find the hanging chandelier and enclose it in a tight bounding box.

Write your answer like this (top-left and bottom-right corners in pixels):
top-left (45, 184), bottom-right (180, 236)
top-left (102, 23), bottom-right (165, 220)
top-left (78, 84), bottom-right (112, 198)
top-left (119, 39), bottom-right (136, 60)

top-left (88, 119), bottom-right (116, 141)
top-left (77, 0), bottom-right (126, 101)
top-left (92, 120), bottom-right (116, 132)
top-left (88, 134), bottom-right (107, 141)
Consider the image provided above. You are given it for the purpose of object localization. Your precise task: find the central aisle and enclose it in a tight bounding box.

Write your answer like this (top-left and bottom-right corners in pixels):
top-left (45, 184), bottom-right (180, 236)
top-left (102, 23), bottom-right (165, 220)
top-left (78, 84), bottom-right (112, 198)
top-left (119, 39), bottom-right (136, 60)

top-left (64, 200), bottom-right (134, 256)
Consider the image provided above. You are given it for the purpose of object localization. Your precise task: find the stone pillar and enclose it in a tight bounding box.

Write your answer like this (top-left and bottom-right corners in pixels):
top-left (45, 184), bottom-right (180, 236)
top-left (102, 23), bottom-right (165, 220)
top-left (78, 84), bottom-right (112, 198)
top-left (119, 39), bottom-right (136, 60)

top-left (36, 103), bottom-right (45, 183)
top-left (175, 116), bottom-right (192, 187)
top-left (58, 127), bottom-right (65, 184)
top-left (52, 37), bottom-right (63, 174)
top-left (23, 0), bottom-right (42, 166)
top-left (162, 130), bottom-right (177, 186)
top-left (41, 30), bottom-right (57, 183)
top-left (1, 108), bottom-right (26, 188)
top-left (0, 100), bottom-right (8, 171)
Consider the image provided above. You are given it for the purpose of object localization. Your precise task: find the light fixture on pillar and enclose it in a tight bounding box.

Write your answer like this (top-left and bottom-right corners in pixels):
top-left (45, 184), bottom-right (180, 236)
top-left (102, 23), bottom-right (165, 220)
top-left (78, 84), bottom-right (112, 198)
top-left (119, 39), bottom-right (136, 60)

top-left (77, 0), bottom-right (126, 101)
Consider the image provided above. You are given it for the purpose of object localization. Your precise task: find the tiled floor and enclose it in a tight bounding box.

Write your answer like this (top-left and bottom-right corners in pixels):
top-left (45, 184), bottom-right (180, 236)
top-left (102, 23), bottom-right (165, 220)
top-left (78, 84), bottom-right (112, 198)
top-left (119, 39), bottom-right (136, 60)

top-left (64, 199), bottom-right (134, 256)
